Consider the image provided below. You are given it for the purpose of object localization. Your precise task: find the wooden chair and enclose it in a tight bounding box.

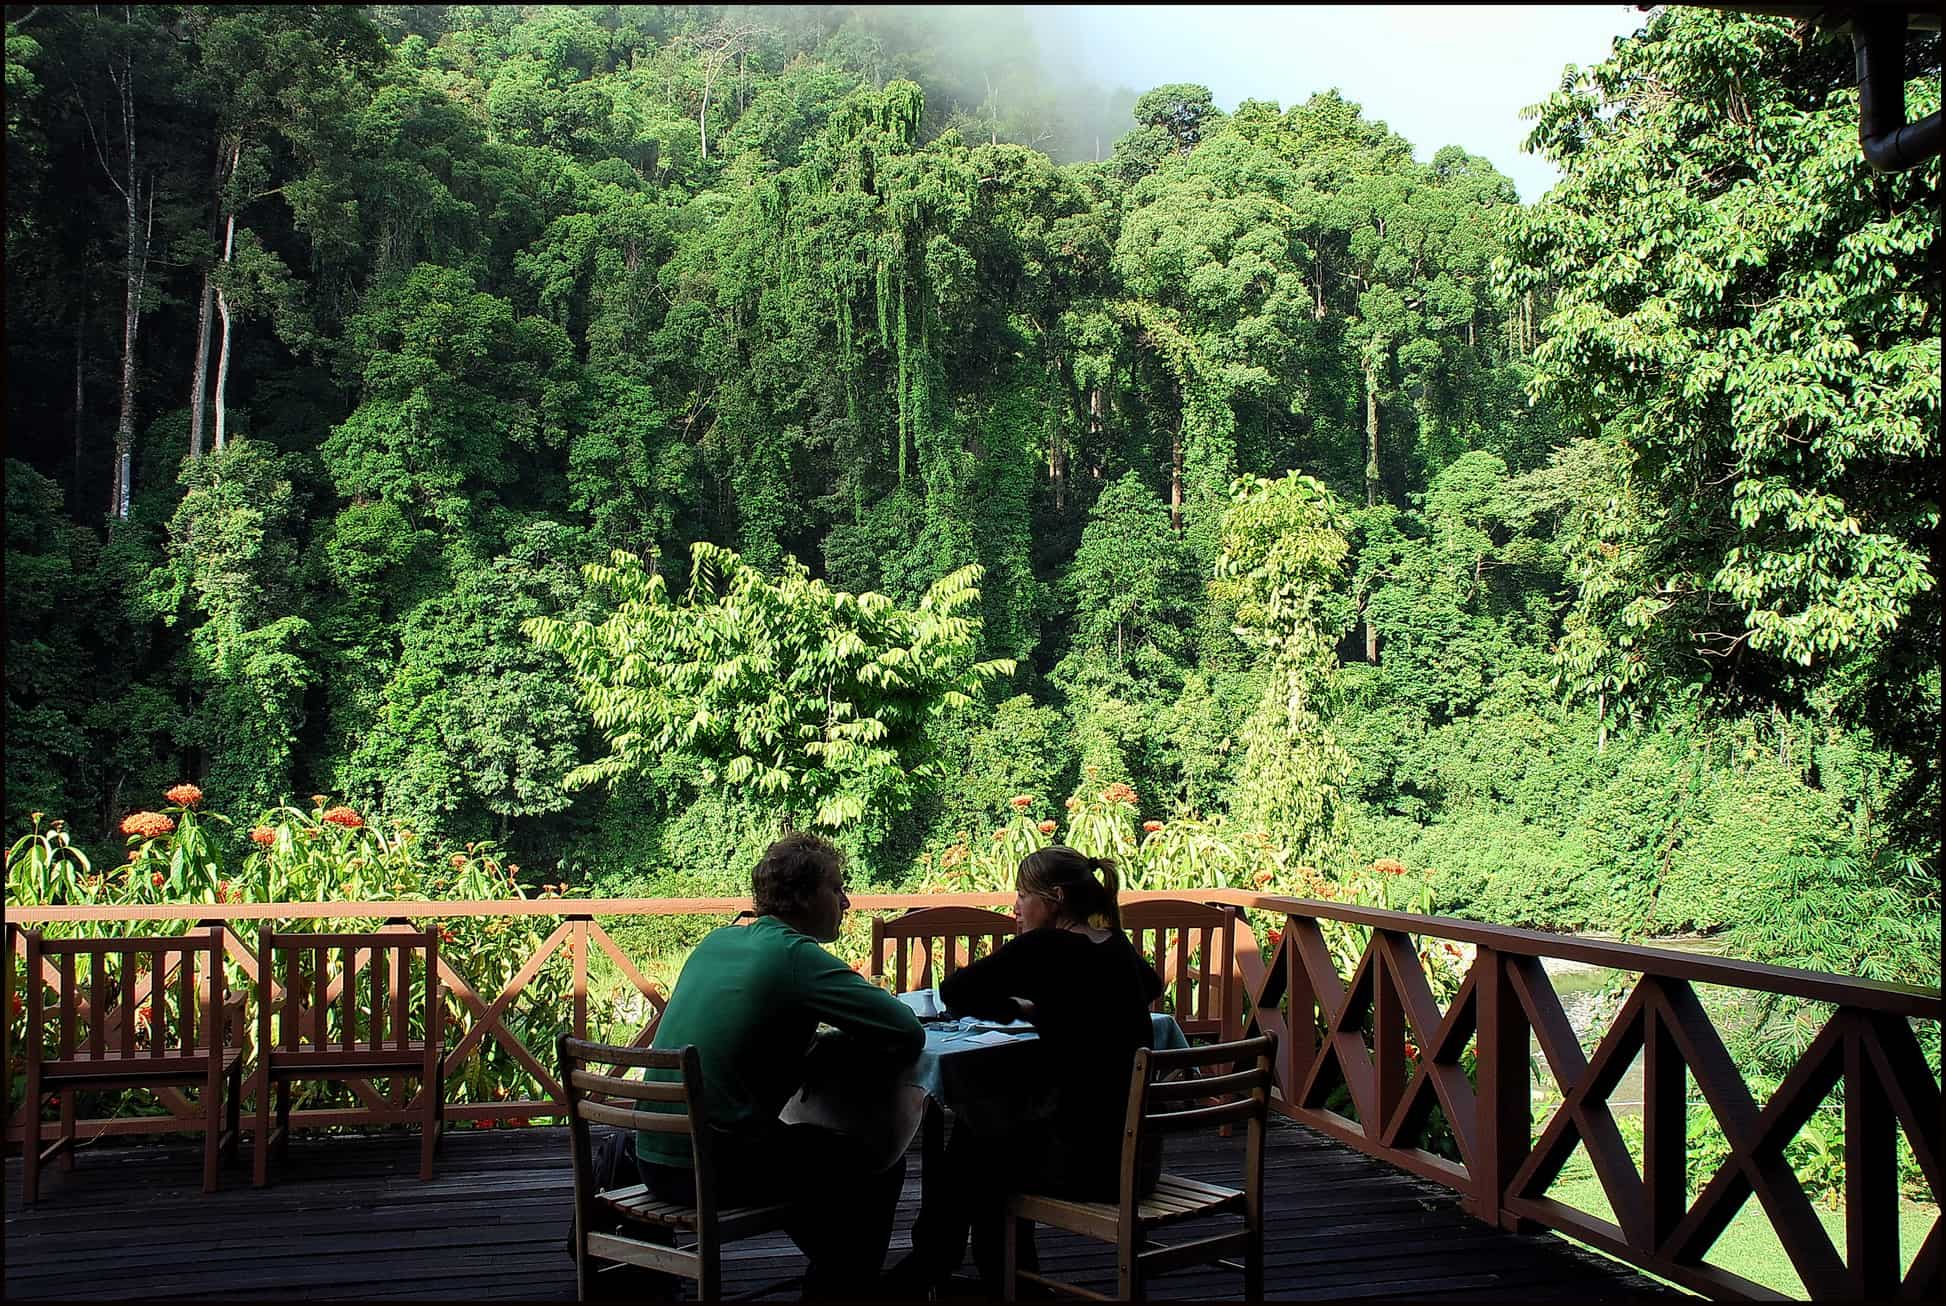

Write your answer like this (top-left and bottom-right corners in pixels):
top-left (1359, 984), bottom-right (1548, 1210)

top-left (1120, 900), bottom-right (1243, 1043)
top-left (559, 1035), bottom-right (793, 1302)
top-left (254, 923), bottom-right (444, 1184)
top-left (1002, 1033), bottom-right (1277, 1301)
top-left (870, 905), bottom-right (1017, 993)
top-left (20, 924), bottom-right (244, 1201)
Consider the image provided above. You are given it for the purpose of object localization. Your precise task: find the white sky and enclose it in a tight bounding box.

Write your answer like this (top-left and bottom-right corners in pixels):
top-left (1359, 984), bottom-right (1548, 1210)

top-left (1024, 4), bottom-right (1653, 202)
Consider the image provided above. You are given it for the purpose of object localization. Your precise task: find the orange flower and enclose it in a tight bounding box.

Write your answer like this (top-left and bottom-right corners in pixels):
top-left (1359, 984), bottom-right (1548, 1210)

top-left (439, 927), bottom-right (457, 944)
top-left (217, 879), bottom-right (230, 897)
top-left (136, 1003), bottom-right (154, 1028)
top-left (1010, 795), bottom-right (1033, 809)
top-left (120, 811), bottom-right (176, 840)
top-left (1266, 928), bottom-right (1283, 949)
top-left (165, 783), bottom-right (203, 808)
top-left (1373, 858), bottom-right (1406, 876)
top-left (151, 872), bottom-right (166, 888)
top-left (249, 826), bottom-right (275, 846)
top-left (311, 795), bottom-right (329, 808)
top-left (1063, 796), bottom-right (1079, 811)
top-left (322, 806), bottom-right (363, 829)
top-left (9, 991), bottom-right (21, 1018)
top-left (1403, 1041), bottom-right (1420, 1061)
top-left (506, 1117), bottom-right (529, 1129)
top-left (450, 854), bottom-right (467, 869)
top-left (1253, 869), bottom-right (1275, 886)
top-left (1038, 820), bottom-right (1056, 834)
top-left (127, 851), bottom-right (140, 863)
top-left (992, 829), bottom-right (1006, 842)
top-left (507, 863), bottom-right (518, 874)
top-left (1142, 820), bottom-right (1163, 833)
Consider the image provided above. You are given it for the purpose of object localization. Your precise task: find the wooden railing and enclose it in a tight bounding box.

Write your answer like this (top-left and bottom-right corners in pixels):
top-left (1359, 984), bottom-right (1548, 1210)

top-left (6, 891), bottom-right (1938, 1300)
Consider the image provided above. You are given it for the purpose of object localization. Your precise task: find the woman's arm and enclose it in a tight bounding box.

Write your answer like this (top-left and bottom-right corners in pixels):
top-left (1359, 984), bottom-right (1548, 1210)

top-left (938, 932), bottom-right (1044, 1022)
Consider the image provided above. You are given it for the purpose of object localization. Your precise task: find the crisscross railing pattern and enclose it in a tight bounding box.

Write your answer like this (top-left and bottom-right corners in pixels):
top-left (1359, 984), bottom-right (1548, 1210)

top-left (7, 890), bottom-right (1938, 1300)
top-left (1235, 897), bottom-right (1941, 1301)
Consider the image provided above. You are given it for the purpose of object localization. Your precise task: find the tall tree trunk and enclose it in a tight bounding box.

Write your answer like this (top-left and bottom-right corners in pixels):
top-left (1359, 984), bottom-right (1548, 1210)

top-left (187, 144), bottom-right (227, 460)
top-left (1169, 421), bottom-right (1184, 532)
top-left (1362, 357), bottom-right (1380, 662)
top-left (1363, 358), bottom-right (1380, 508)
top-left (72, 295), bottom-right (86, 513)
top-left (103, 37), bottom-right (151, 524)
top-left (188, 273), bottom-right (214, 459)
top-left (112, 182), bottom-right (142, 521)
top-left (213, 197), bottom-right (238, 452)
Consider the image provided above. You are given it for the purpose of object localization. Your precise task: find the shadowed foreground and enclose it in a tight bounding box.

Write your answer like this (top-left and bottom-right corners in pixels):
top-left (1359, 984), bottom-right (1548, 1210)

top-left (4, 1116), bottom-right (1675, 1300)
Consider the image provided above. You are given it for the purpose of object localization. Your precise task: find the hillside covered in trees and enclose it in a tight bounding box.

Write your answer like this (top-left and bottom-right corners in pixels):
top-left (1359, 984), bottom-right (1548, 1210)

top-left (4, 4), bottom-right (1937, 986)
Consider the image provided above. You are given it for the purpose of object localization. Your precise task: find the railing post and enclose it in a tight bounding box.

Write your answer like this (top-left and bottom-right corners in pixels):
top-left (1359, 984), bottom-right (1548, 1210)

top-left (570, 915), bottom-right (590, 1042)
top-left (1284, 915), bottom-right (1314, 1105)
top-left (1473, 945), bottom-right (1531, 1231)
top-left (1373, 934), bottom-right (1403, 1139)
top-left (1845, 1017), bottom-right (1899, 1297)
top-left (1642, 995), bottom-right (1686, 1251)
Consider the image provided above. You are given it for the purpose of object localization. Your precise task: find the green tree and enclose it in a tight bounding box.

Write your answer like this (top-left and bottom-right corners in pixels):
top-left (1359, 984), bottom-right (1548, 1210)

top-left (1212, 472), bottom-right (1355, 859)
top-left (525, 542), bottom-right (1014, 835)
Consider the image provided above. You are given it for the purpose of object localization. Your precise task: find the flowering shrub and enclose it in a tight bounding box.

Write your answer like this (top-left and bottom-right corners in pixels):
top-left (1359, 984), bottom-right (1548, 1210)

top-left (7, 788), bottom-right (606, 1121)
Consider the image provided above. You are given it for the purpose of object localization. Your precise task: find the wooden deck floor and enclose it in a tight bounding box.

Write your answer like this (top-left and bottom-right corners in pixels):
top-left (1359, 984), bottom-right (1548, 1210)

top-left (4, 1119), bottom-right (1674, 1300)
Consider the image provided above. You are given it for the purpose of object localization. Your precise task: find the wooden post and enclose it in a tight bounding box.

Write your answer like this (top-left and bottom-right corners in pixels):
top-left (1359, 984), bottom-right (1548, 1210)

top-left (571, 916), bottom-right (590, 1040)
top-left (1373, 934), bottom-right (1404, 1139)
top-left (1473, 947), bottom-right (1531, 1230)
top-left (1845, 1023), bottom-right (1899, 1297)
top-left (1642, 995), bottom-right (1686, 1250)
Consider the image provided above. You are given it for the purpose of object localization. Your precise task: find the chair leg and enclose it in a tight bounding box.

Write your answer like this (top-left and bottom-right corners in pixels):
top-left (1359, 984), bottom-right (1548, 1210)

top-left (1244, 1220), bottom-right (1263, 1300)
top-left (419, 1074), bottom-right (437, 1181)
top-left (698, 1236), bottom-right (720, 1304)
top-left (224, 1062), bottom-right (242, 1164)
top-left (58, 1089), bottom-right (76, 1170)
top-left (23, 1072), bottom-right (42, 1204)
top-left (204, 1067), bottom-right (223, 1193)
top-left (254, 1069), bottom-right (272, 1186)
top-left (1003, 1215), bottom-right (1020, 1302)
top-left (1117, 1220), bottom-right (1143, 1302)
top-left (571, 1211), bottom-right (589, 1302)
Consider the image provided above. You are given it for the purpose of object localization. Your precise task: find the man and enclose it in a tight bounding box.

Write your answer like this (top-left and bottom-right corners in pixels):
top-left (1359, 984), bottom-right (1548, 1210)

top-left (636, 833), bottom-right (924, 1297)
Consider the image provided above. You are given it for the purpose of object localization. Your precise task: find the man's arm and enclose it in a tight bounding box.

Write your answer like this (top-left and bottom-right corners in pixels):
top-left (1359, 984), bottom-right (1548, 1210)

top-left (792, 941), bottom-right (925, 1061)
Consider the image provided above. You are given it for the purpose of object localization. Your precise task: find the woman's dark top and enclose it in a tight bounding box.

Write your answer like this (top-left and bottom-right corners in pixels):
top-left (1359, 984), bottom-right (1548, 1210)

top-left (938, 926), bottom-right (1165, 1183)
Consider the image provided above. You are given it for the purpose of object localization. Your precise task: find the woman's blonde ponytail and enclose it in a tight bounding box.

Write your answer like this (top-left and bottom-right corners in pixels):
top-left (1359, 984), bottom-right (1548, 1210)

top-left (1089, 856), bottom-right (1122, 930)
top-left (1018, 846), bottom-right (1124, 931)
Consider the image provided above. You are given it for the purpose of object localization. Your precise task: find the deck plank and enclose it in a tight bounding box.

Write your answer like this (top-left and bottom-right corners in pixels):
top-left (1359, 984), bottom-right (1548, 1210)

top-left (4, 1118), bottom-right (1673, 1300)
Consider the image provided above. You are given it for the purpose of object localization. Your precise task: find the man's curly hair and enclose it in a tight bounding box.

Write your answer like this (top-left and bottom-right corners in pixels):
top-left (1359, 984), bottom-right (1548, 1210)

top-left (752, 833), bottom-right (843, 918)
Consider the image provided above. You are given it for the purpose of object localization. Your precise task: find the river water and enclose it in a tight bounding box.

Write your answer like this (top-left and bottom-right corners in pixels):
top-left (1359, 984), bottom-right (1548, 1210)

top-left (1535, 933), bottom-right (1730, 1115)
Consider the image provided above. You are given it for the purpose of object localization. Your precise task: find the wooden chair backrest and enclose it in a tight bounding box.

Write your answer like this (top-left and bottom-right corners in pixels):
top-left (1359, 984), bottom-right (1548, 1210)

top-left (1120, 899), bottom-right (1240, 1040)
top-left (558, 1036), bottom-right (719, 1225)
top-left (257, 924), bottom-right (439, 1057)
top-left (1117, 1034), bottom-right (1278, 1219)
top-left (869, 906), bottom-right (1017, 992)
top-left (22, 925), bottom-right (229, 1063)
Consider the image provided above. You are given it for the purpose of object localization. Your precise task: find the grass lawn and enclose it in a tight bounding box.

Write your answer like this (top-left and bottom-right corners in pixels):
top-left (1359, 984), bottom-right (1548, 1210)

top-left (1547, 1166), bottom-right (1934, 1297)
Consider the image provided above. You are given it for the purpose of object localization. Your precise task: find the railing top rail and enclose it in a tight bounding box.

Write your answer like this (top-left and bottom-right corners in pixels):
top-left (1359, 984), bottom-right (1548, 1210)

top-left (8, 888), bottom-right (1936, 1017)
top-left (1236, 892), bottom-right (1942, 1017)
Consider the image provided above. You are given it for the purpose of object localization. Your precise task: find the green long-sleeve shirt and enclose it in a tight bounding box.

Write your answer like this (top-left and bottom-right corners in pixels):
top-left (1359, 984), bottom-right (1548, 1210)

top-left (635, 915), bottom-right (924, 1168)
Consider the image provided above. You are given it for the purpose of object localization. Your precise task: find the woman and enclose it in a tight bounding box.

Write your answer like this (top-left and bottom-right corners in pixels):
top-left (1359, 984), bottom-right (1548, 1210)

top-left (891, 846), bottom-right (1164, 1296)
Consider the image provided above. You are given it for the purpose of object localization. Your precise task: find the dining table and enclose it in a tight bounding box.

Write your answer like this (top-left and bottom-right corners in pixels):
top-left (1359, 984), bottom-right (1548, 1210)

top-left (778, 989), bottom-right (1190, 1173)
